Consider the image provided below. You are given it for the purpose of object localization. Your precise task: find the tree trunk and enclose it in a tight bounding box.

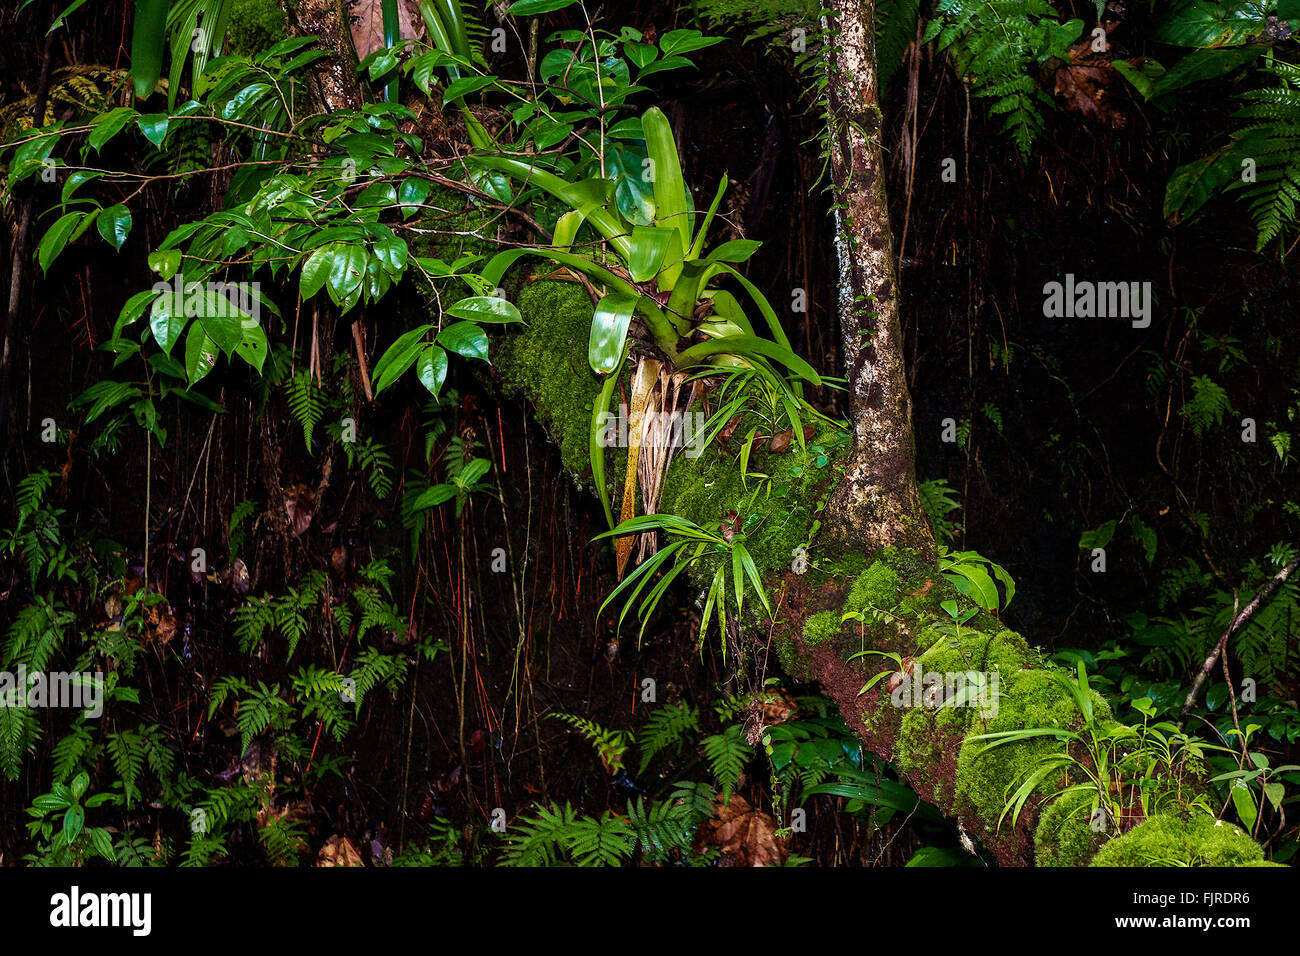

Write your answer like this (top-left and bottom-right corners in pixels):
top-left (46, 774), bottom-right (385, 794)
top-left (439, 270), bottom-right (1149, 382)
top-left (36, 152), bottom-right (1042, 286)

top-left (821, 0), bottom-right (928, 556)
top-left (285, 0), bottom-right (363, 112)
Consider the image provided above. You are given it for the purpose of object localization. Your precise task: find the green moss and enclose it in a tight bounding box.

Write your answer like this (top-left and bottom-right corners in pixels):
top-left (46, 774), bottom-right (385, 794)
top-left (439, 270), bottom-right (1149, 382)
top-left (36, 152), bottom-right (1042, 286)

top-left (953, 668), bottom-right (1111, 829)
top-left (892, 628), bottom-right (1033, 804)
top-left (1091, 813), bottom-right (1264, 867)
top-left (495, 280), bottom-right (603, 478)
top-left (226, 0), bottom-right (288, 55)
top-left (1035, 788), bottom-right (1107, 866)
top-left (846, 561), bottom-right (901, 612)
top-left (802, 610), bottom-right (842, 646)
top-left (657, 422), bottom-right (847, 583)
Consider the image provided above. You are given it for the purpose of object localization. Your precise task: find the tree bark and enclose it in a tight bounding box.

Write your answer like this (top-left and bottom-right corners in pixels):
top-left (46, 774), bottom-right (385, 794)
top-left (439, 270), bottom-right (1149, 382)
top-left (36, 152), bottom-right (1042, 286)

top-left (284, 0), bottom-right (363, 112)
top-left (821, 0), bottom-right (929, 556)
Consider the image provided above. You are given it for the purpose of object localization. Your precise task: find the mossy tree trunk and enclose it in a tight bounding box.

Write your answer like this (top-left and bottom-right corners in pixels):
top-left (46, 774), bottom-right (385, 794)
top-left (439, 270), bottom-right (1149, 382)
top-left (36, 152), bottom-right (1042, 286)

top-left (820, 0), bottom-right (928, 556)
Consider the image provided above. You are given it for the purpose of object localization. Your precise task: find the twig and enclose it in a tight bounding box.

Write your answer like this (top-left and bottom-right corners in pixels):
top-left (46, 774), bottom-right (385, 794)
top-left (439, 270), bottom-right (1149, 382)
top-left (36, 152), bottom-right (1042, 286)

top-left (1180, 557), bottom-right (1299, 718)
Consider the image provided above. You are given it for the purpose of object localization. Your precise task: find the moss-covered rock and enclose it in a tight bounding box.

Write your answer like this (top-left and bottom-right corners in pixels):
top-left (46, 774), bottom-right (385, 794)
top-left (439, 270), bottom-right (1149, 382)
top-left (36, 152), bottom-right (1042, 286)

top-left (953, 668), bottom-right (1111, 830)
top-left (1035, 788), bottom-right (1107, 866)
top-left (1091, 813), bottom-right (1264, 867)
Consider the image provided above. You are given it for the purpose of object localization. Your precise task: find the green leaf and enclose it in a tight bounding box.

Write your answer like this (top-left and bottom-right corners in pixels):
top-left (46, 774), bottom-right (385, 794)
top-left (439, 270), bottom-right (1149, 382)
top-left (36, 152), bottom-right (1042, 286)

top-left (1153, 1), bottom-right (1269, 47)
top-left (589, 293), bottom-right (638, 375)
top-left (70, 772), bottom-right (89, 800)
top-left (236, 323), bottom-right (268, 373)
top-left (442, 75), bottom-right (496, 103)
top-left (96, 204), bottom-right (132, 250)
top-left (444, 295), bottom-right (522, 323)
top-left (659, 29), bottom-right (724, 56)
top-left (676, 334), bottom-right (821, 384)
top-left (642, 107), bottom-right (692, 268)
top-left (36, 211), bottom-right (86, 273)
top-left (136, 113), bottom-right (169, 147)
top-left (372, 235), bottom-right (408, 276)
top-left (627, 225), bottom-right (680, 282)
top-left (89, 827), bottom-right (115, 861)
top-left (1147, 47), bottom-right (1264, 100)
top-left (150, 289), bottom-right (188, 355)
top-left (326, 244), bottom-right (367, 307)
top-left (300, 244), bottom-right (334, 299)
top-left (508, 0), bottom-right (578, 11)
top-left (373, 325), bottom-right (432, 393)
top-left (1078, 520), bottom-right (1117, 550)
top-left (62, 804), bottom-right (85, 842)
top-left (148, 248), bottom-right (182, 280)
top-left (437, 321), bottom-right (489, 361)
top-left (184, 324), bottom-right (218, 385)
top-left (705, 239), bottom-right (761, 264)
top-left (416, 345), bottom-right (448, 396)
top-left (130, 0), bottom-right (168, 99)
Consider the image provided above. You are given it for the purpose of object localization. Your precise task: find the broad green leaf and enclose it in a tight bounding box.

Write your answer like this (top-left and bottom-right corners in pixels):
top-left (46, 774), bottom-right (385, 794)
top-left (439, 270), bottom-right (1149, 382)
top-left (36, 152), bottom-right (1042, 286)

top-left (130, 0), bottom-right (167, 98)
top-left (148, 248), bottom-right (182, 279)
top-left (136, 113), bottom-right (169, 147)
top-left (444, 296), bottom-right (522, 323)
top-left (372, 235), bottom-right (408, 276)
top-left (704, 239), bottom-right (761, 264)
top-left (659, 29), bottom-right (725, 56)
top-left (416, 345), bottom-right (448, 396)
top-left (185, 325), bottom-right (219, 386)
top-left (676, 334), bottom-right (822, 384)
top-left (1079, 520), bottom-right (1117, 550)
top-left (96, 203), bottom-right (132, 250)
top-left (236, 322), bottom-right (269, 373)
top-left (300, 244), bottom-right (335, 299)
top-left (589, 293), bottom-right (638, 374)
top-left (642, 107), bottom-right (692, 260)
top-left (509, 0), bottom-right (578, 12)
top-left (326, 244), bottom-right (367, 306)
top-left (36, 211), bottom-right (86, 272)
top-left (437, 321), bottom-right (489, 361)
top-left (149, 290), bottom-right (188, 355)
top-left (627, 225), bottom-right (680, 282)
top-left (373, 325), bottom-right (432, 393)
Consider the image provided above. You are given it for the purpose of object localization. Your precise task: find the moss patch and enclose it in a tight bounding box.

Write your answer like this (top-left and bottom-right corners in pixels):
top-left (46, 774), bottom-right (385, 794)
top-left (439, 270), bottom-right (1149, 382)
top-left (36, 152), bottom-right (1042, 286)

top-left (495, 280), bottom-right (603, 478)
top-left (227, 0), bottom-right (288, 55)
top-left (802, 610), bottom-right (842, 646)
top-left (892, 628), bottom-right (1034, 806)
top-left (1035, 788), bottom-right (1107, 866)
top-left (1091, 813), bottom-right (1264, 867)
top-left (846, 561), bottom-right (901, 612)
top-left (953, 668), bottom-right (1111, 831)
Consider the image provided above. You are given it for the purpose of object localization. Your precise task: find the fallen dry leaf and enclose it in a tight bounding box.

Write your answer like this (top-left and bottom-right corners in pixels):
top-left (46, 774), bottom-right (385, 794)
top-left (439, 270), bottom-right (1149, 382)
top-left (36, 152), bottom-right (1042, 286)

top-left (349, 0), bottom-right (424, 62)
top-left (317, 834), bottom-right (364, 867)
top-left (695, 795), bottom-right (786, 867)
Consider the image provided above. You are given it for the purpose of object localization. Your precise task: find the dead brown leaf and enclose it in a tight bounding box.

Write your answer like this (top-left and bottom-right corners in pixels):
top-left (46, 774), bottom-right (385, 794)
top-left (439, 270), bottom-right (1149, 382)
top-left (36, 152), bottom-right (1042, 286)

top-left (317, 834), bottom-right (364, 867)
top-left (695, 795), bottom-right (786, 866)
top-left (348, 0), bottom-right (424, 62)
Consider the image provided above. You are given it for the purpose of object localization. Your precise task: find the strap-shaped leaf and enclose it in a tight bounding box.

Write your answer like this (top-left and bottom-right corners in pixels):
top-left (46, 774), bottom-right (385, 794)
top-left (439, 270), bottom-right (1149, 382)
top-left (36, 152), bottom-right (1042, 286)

top-left (642, 107), bottom-right (692, 280)
top-left (627, 225), bottom-right (680, 283)
top-left (589, 293), bottom-right (639, 375)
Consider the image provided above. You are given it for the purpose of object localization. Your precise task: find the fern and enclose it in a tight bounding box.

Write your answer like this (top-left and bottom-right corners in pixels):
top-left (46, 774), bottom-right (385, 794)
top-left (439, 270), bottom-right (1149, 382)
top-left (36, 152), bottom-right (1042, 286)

top-left (0, 703), bottom-right (39, 781)
top-left (1181, 375), bottom-right (1232, 436)
top-left (924, 0), bottom-right (1078, 158)
top-left (701, 724), bottom-right (753, 800)
top-left (1228, 60), bottom-right (1300, 249)
top-left (51, 724), bottom-right (95, 782)
top-left (637, 702), bottom-right (700, 774)
top-left (286, 368), bottom-right (323, 450)
top-left (108, 729), bottom-right (147, 806)
top-left (501, 802), bottom-right (579, 866)
top-left (918, 478), bottom-right (963, 544)
top-left (549, 712), bottom-right (633, 774)
top-left (877, 0), bottom-right (922, 91)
